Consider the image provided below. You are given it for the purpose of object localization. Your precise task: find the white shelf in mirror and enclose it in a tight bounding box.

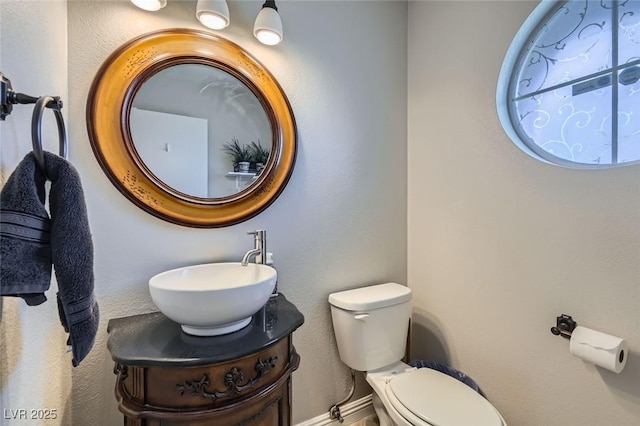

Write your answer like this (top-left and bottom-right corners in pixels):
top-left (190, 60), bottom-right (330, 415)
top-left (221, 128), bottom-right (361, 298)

top-left (225, 172), bottom-right (258, 178)
top-left (225, 171), bottom-right (259, 190)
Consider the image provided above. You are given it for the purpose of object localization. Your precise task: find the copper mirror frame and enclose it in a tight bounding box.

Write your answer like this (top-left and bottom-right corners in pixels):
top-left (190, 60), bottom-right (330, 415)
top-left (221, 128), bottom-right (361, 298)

top-left (86, 29), bottom-right (296, 228)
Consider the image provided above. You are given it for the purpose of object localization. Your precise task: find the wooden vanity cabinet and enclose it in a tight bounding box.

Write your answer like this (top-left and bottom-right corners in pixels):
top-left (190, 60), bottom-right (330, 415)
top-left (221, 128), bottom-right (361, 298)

top-left (107, 295), bottom-right (304, 426)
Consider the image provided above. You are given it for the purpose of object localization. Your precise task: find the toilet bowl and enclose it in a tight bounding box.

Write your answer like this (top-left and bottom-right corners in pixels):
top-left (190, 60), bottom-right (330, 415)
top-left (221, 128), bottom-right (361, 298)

top-left (328, 283), bottom-right (507, 426)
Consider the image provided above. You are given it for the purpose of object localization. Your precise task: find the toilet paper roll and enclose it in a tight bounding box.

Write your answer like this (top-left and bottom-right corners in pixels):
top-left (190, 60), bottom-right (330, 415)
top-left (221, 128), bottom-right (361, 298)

top-left (569, 326), bottom-right (628, 374)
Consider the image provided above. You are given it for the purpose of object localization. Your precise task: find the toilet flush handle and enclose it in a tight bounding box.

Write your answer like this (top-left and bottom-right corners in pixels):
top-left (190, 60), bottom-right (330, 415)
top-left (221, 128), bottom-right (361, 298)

top-left (354, 313), bottom-right (369, 321)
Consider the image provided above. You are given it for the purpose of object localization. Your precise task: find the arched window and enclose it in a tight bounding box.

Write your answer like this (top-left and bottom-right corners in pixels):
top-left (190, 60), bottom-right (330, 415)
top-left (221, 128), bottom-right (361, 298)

top-left (497, 0), bottom-right (640, 168)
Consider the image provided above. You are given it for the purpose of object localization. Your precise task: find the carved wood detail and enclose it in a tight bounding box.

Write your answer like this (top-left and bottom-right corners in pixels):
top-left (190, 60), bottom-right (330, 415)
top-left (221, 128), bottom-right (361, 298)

top-left (115, 363), bottom-right (128, 381)
top-left (176, 356), bottom-right (278, 400)
top-left (132, 366), bottom-right (144, 399)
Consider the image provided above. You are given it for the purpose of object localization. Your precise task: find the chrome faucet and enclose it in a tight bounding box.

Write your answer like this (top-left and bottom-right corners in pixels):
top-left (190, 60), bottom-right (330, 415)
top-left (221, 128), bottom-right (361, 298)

top-left (241, 230), bottom-right (267, 266)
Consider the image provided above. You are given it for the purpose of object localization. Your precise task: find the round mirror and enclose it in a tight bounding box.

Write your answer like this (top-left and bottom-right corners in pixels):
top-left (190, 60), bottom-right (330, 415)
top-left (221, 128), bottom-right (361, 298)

top-left (87, 29), bottom-right (296, 227)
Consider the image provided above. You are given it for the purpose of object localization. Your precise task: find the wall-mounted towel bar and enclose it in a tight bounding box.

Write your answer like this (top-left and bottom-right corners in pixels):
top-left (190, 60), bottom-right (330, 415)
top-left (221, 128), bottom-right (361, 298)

top-left (0, 72), bottom-right (67, 171)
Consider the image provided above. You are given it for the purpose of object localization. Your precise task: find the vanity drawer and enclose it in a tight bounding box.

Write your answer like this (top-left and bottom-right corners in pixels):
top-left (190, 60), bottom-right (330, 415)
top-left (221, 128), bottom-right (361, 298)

top-left (154, 381), bottom-right (288, 426)
top-left (140, 337), bottom-right (290, 409)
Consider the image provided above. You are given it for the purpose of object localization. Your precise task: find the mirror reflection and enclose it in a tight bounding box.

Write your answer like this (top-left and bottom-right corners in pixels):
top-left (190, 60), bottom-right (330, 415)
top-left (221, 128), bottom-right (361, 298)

top-left (129, 64), bottom-right (271, 199)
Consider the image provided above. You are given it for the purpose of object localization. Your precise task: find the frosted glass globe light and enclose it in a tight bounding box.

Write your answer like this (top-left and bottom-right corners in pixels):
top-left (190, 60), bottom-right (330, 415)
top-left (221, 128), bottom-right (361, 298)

top-left (197, 0), bottom-right (230, 30)
top-left (131, 0), bottom-right (167, 12)
top-left (254, 4), bottom-right (283, 46)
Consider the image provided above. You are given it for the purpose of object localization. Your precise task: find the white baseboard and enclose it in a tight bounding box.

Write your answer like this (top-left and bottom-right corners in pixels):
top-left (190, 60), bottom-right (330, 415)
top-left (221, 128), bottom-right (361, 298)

top-left (295, 394), bottom-right (375, 426)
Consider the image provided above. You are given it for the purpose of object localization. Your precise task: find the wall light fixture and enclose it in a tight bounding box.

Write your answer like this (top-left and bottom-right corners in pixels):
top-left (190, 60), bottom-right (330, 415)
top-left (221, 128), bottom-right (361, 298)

top-left (130, 0), bottom-right (167, 12)
top-left (253, 0), bottom-right (283, 46)
top-left (196, 0), bottom-right (230, 30)
top-left (130, 0), bottom-right (284, 47)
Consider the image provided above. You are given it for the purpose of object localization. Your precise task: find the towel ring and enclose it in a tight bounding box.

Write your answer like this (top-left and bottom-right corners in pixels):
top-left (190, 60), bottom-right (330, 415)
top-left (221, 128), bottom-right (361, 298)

top-left (31, 95), bottom-right (67, 171)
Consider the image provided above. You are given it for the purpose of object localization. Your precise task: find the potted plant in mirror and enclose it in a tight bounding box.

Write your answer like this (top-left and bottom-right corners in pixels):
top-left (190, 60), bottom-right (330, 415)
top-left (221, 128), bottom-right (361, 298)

top-left (250, 140), bottom-right (270, 174)
top-left (222, 138), bottom-right (252, 172)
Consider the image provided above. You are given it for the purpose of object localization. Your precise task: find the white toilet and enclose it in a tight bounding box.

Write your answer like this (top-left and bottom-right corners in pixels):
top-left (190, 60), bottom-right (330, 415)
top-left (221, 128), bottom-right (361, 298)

top-left (328, 283), bottom-right (507, 426)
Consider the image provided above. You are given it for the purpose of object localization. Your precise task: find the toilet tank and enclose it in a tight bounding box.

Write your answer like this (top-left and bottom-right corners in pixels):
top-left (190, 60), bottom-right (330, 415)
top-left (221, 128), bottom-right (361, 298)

top-left (328, 283), bottom-right (412, 372)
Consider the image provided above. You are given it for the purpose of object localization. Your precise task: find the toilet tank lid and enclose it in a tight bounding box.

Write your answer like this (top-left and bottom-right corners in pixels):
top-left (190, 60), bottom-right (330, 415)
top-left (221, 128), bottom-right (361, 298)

top-left (328, 283), bottom-right (411, 311)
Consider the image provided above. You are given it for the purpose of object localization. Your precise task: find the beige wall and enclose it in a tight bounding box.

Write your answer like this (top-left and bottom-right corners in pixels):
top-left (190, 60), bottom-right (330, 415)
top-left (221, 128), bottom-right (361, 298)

top-left (64, 0), bottom-right (403, 424)
top-left (408, 1), bottom-right (640, 425)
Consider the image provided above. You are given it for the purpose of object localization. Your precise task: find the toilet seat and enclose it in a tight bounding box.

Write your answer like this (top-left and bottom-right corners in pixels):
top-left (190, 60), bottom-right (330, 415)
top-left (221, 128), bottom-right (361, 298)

top-left (385, 368), bottom-right (504, 426)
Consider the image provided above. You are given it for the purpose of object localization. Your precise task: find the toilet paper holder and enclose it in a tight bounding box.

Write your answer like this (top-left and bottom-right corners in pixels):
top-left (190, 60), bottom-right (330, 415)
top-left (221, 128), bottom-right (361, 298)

top-left (550, 314), bottom-right (577, 339)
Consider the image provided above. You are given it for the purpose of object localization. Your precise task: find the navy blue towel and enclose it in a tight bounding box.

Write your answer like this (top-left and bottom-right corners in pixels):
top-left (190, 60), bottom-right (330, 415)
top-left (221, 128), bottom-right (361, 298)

top-left (0, 153), bottom-right (52, 305)
top-left (1, 152), bottom-right (99, 366)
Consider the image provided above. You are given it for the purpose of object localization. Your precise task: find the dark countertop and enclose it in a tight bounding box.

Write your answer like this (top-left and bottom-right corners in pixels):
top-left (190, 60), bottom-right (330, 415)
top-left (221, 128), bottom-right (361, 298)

top-left (107, 294), bottom-right (304, 367)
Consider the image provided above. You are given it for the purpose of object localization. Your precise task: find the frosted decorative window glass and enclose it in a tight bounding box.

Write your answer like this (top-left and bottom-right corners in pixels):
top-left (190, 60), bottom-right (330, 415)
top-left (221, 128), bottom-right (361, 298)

top-left (498, 0), bottom-right (640, 168)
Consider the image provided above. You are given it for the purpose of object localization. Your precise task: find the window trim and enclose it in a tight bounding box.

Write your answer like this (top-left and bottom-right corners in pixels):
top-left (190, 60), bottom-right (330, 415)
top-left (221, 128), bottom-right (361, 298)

top-left (496, 0), bottom-right (639, 169)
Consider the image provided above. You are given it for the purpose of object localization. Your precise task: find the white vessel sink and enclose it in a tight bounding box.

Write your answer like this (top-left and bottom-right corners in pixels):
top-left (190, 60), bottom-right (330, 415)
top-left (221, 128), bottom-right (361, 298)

top-left (149, 262), bottom-right (277, 336)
